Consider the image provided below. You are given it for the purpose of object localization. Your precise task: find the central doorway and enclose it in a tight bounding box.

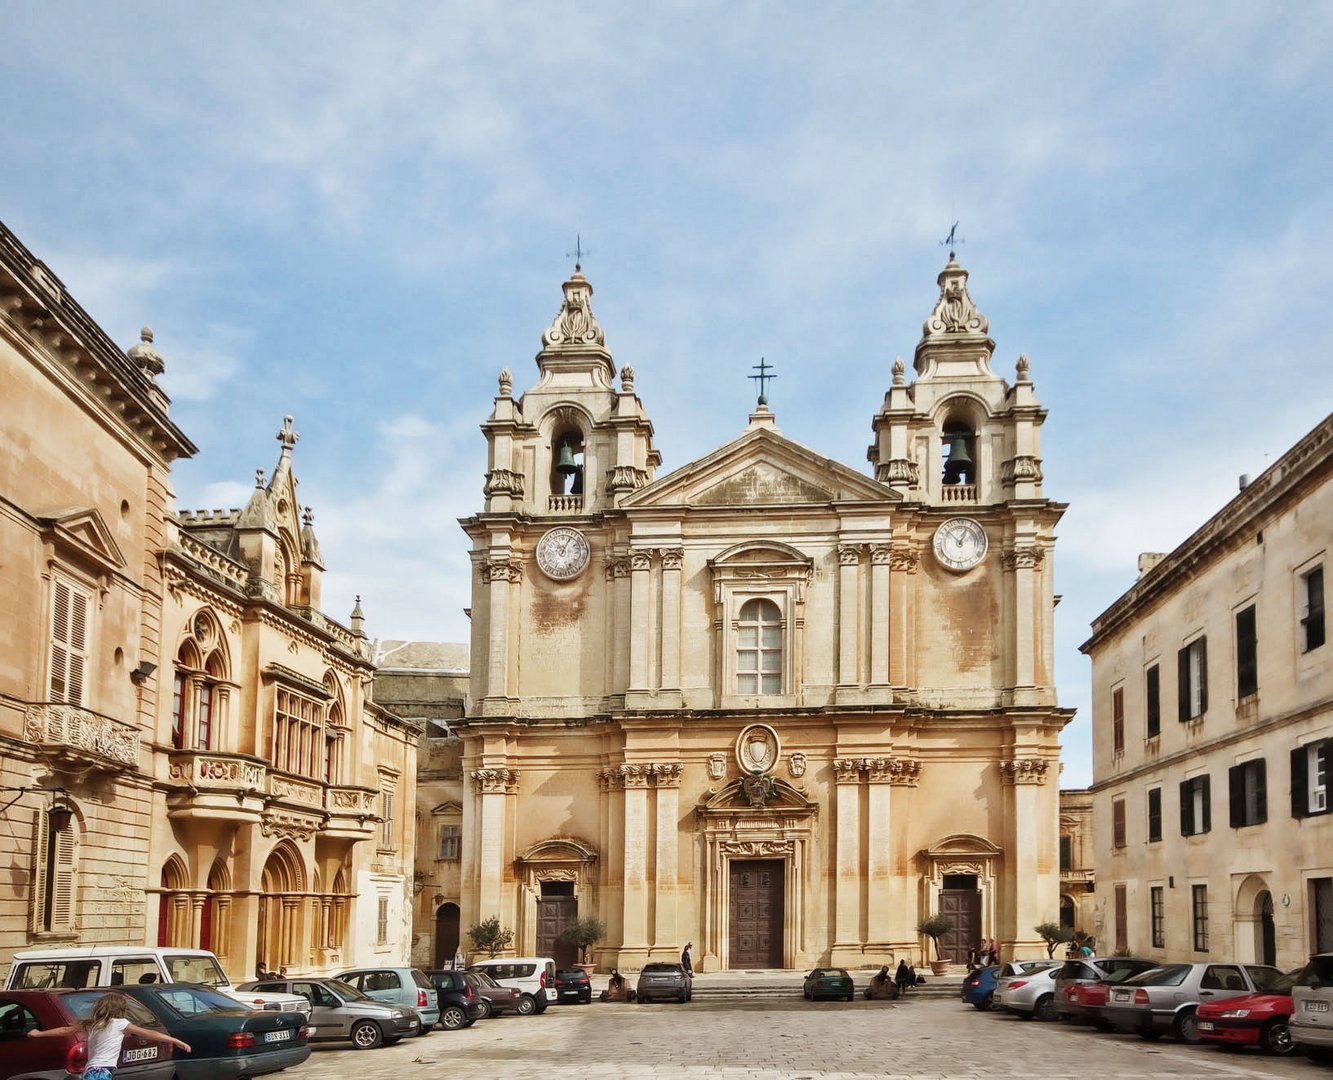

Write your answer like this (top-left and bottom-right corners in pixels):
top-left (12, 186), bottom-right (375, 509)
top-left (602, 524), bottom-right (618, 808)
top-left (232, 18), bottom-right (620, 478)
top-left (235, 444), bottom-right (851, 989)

top-left (938, 874), bottom-right (982, 963)
top-left (535, 882), bottom-right (578, 968)
top-left (729, 859), bottom-right (784, 968)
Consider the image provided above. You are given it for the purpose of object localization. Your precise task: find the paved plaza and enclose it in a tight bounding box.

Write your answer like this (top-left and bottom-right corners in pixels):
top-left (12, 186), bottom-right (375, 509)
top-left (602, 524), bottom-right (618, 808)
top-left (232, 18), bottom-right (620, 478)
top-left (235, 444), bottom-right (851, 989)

top-left (294, 990), bottom-right (1321, 1080)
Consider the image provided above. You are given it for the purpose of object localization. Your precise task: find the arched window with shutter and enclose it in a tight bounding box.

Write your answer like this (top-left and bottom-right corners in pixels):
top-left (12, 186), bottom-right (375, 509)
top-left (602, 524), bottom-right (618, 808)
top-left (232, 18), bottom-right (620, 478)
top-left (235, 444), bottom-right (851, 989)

top-left (32, 805), bottom-right (78, 934)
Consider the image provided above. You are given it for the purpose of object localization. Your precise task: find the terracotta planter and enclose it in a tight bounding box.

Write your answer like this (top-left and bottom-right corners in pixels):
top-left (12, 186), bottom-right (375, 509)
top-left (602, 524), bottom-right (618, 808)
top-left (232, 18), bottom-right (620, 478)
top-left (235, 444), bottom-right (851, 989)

top-left (929, 959), bottom-right (951, 976)
top-left (576, 962), bottom-right (596, 976)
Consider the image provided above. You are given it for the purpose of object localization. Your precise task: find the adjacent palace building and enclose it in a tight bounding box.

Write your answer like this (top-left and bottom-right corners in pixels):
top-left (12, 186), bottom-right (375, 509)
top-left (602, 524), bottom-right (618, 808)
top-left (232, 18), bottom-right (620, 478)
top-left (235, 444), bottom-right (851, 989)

top-left (1083, 413), bottom-right (1332, 969)
top-left (456, 256), bottom-right (1073, 971)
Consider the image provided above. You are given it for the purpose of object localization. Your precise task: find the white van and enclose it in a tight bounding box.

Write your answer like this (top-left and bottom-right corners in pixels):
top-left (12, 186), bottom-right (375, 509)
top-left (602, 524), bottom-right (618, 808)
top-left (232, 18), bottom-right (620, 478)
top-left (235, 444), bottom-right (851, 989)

top-left (4, 946), bottom-right (311, 1017)
top-left (466, 957), bottom-right (558, 1015)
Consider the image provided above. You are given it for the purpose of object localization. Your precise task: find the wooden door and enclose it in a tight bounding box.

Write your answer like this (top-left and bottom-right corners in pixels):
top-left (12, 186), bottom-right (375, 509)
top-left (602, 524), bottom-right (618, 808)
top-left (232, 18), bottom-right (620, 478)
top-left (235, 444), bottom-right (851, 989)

top-left (729, 859), bottom-right (784, 968)
top-left (938, 889), bottom-right (981, 962)
top-left (536, 897), bottom-right (578, 968)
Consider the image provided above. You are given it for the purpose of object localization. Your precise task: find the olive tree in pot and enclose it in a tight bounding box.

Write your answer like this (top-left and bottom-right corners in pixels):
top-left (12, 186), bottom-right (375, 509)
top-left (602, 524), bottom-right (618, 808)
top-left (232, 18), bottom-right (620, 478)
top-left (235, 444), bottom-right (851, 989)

top-left (559, 917), bottom-right (606, 974)
top-left (467, 915), bottom-right (515, 959)
top-left (916, 915), bottom-right (956, 976)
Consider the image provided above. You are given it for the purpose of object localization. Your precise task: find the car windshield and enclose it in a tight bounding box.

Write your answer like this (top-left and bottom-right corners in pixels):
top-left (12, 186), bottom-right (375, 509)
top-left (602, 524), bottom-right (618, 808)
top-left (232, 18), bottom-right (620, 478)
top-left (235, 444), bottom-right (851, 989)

top-left (150, 986), bottom-right (244, 1016)
top-left (1295, 956), bottom-right (1333, 988)
top-left (410, 970), bottom-right (432, 990)
top-left (1103, 967), bottom-right (1142, 985)
top-left (642, 964), bottom-right (681, 974)
top-left (1057, 962), bottom-right (1097, 980)
top-left (468, 971), bottom-right (500, 988)
top-left (164, 955), bottom-right (228, 987)
top-left (1244, 966), bottom-right (1285, 991)
top-left (327, 979), bottom-right (367, 1000)
top-left (64, 991), bottom-right (159, 1026)
top-left (1126, 964), bottom-right (1189, 987)
top-left (1102, 959), bottom-right (1155, 978)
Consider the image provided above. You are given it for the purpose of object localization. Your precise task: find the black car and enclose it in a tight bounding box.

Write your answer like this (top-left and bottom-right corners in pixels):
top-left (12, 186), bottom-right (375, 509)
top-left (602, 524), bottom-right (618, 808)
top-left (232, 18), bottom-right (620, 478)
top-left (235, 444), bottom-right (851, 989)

top-left (422, 971), bottom-right (487, 1029)
top-left (552, 969), bottom-right (592, 1004)
top-left (119, 983), bottom-right (309, 1080)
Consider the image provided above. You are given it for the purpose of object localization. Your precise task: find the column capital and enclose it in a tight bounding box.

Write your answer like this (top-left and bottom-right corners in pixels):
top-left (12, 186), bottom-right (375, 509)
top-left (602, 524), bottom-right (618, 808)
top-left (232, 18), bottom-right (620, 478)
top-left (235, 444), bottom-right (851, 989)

top-left (471, 766), bottom-right (520, 794)
top-left (650, 762), bottom-right (683, 787)
top-left (1000, 758), bottom-right (1049, 785)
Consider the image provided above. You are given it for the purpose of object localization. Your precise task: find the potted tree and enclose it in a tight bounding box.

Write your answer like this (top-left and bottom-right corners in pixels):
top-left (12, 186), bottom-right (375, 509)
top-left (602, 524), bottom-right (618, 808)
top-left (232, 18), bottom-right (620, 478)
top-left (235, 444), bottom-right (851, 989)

top-left (466, 915), bottom-right (515, 959)
top-left (559, 917), bottom-right (606, 975)
top-left (916, 915), bottom-right (956, 976)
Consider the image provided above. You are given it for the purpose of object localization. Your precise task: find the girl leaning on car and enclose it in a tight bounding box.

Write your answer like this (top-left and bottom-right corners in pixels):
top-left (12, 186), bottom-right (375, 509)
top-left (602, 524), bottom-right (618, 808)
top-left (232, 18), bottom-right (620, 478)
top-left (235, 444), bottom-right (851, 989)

top-left (27, 990), bottom-right (192, 1080)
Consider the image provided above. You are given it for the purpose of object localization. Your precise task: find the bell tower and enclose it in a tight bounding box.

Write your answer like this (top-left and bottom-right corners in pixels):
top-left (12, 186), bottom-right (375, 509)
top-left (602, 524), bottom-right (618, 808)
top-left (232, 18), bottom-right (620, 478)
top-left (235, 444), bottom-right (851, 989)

top-left (480, 266), bottom-right (660, 518)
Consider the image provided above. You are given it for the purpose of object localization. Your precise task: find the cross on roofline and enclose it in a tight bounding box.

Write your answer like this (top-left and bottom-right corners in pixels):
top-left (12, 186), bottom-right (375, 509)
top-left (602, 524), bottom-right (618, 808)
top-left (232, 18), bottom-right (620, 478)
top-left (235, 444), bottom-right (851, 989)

top-left (941, 221), bottom-right (964, 259)
top-left (749, 357), bottom-right (776, 406)
top-left (566, 234), bottom-right (590, 272)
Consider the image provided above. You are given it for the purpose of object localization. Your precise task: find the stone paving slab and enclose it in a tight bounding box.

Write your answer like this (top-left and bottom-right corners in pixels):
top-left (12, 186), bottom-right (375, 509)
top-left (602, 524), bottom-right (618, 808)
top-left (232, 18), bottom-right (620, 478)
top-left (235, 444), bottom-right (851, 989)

top-left (293, 995), bottom-right (1314, 1079)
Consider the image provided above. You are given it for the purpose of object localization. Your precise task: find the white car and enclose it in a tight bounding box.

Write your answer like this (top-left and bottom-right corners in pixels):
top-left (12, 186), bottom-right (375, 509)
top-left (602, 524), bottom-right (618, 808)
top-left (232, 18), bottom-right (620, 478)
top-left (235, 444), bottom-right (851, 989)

top-left (467, 957), bottom-right (558, 1015)
top-left (5, 947), bottom-right (311, 1018)
top-left (1290, 952), bottom-right (1333, 1064)
top-left (993, 962), bottom-right (1062, 1021)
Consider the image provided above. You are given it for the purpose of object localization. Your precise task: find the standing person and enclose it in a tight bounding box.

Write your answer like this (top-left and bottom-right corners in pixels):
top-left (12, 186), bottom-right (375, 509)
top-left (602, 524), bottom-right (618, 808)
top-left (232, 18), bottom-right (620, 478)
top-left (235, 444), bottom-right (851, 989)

top-left (27, 991), bottom-right (191, 1079)
top-left (894, 959), bottom-right (912, 996)
top-left (987, 939), bottom-right (999, 966)
top-left (680, 941), bottom-right (694, 976)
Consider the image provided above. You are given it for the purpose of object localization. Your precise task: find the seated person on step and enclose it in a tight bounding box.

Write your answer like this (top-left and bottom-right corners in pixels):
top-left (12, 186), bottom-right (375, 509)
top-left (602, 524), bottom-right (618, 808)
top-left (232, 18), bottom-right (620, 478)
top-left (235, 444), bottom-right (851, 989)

top-left (864, 965), bottom-right (897, 1000)
top-left (600, 969), bottom-right (636, 1002)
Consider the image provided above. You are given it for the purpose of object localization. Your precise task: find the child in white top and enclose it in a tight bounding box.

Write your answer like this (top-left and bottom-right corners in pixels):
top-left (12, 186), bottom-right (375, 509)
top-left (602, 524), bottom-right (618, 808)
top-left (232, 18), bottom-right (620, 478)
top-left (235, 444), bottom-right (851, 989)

top-left (28, 990), bottom-right (191, 1079)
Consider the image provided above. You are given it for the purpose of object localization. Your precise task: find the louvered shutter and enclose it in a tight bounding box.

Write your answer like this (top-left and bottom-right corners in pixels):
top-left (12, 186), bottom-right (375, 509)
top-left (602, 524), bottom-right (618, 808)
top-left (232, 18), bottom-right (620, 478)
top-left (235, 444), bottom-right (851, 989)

top-left (52, 826), bottom-right (76, 931)
top-left (1229, 765), bottom-right (1243, 829)
top-left (1255, 759), bottom-right (1267, 824)
top-left (1201, 775), bottom-right (1212, 832)
top-left (49, 578), bottom-right (89, 706)
top-left (30, 810), bottom-right (48, 933)
top-left (1177, 647), bottom-right (1190, 721)
top-left (1180, 779), bottom-right (1192, 835)
top-left (1293, 747), bottom-right (1309, 817)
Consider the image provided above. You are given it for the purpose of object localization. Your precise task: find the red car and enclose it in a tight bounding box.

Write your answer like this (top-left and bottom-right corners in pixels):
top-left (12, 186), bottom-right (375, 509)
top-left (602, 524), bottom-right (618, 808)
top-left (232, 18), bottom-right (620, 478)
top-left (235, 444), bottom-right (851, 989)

top-left (1196, 971), bottom-right (1297, 1056)
top-left (0, 989), bottom-right (176, 1080)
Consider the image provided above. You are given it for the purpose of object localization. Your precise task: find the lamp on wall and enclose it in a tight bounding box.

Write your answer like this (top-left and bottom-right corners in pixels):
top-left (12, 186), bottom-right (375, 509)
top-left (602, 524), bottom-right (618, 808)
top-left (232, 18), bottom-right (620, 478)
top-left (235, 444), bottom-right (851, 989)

top-left (48, 798), bottom-right (73, 834)
top-left (130, 660), bottom-right (157, 686)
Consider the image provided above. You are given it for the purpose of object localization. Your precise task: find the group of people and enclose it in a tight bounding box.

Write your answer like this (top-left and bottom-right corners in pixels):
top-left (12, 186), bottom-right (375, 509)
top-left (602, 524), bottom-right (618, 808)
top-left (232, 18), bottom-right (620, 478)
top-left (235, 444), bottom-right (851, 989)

top-left (1065, 937), bottom-right (1095, 958)
top-left (253, 961), bottom-right (288, 980)
top-left (968, 939), bottom-right (1000, 968)
top-left (864, 960), bottom-right (925, 1000)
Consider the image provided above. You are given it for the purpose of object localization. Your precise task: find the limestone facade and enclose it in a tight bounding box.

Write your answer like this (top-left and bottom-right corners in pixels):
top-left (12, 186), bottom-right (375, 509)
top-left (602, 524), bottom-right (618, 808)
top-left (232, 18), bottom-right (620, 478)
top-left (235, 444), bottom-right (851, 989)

top-left (456, 258), bottom-right (1072, 971)
top-left (1082, 413), bottom-right (1332, 968)
top-left (1058, 788), bottom-right (1096, 939)
top-left (0, 222), bottom-right (195, 967)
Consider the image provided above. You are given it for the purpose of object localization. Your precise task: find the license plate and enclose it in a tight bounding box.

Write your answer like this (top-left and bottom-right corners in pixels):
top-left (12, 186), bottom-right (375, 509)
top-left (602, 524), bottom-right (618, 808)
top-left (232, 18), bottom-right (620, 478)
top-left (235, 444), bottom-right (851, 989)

top-left (1198, 1021), bottom-right (1215, 1031)
top-left (1307, 1000), bottom-right (1331, 1013)
top-left (1113, 989), bottom-right (1131, 1002)
top-left (123, 1047), bottom-right (159, 1062)
top-left (263, 1029), bottom-right (292, 1042)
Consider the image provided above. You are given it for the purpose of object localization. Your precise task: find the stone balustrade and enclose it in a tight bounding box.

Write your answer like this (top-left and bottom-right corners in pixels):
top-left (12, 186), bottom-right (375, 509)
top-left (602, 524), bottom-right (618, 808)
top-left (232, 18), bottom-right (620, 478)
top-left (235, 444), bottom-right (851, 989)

top-left (167, 751), bottom-right (265, 790)
top-left (24, 703), bottom-right (140, 770)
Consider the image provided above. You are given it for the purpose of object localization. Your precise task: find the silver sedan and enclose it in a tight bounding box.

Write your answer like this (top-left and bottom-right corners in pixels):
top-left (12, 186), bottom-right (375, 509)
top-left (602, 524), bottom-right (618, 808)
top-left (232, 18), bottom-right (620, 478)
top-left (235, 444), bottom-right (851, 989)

top-left (993, 963), bottom-right (1062, 1021)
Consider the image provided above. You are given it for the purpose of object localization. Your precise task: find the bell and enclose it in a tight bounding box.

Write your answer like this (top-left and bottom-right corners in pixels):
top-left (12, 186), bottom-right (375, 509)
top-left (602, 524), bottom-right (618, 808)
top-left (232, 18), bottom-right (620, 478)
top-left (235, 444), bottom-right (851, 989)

top-left (555, 442), bottom-right (578, 476)
top-left (943, 433), bottom-right (973, 485)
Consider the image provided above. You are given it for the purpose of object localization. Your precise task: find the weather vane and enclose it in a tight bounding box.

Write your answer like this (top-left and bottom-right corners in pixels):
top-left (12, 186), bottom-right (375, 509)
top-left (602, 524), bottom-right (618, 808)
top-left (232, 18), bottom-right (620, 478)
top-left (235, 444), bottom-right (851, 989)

top-left (567, 234), bottom-right (590, 272)
top-left (749, 357), bottom-right (777, 406)
top-left (941, 221), bottom-right (964, 259)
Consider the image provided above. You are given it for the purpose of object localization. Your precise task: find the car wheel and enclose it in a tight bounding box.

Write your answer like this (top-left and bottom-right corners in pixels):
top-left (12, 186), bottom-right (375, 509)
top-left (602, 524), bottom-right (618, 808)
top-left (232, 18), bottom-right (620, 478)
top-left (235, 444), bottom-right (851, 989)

top-left (1259, 1018), bottom-right (1294, 1056)
top-left (350, 1020), bottom-right (383, 1050)
top-left (439, 1005), bottom-right (468, 1031)
top-left (974, 993), bottom-right (993, 1012)
top-left (515, 994), bottom-right (538, 1016)
top-left (1172, 1010), bottom-right (1199, 1044)
top-left (1034, 995), bottom-right (1056, 1022)
top-left (474, 999), bottom-right (493, 1020)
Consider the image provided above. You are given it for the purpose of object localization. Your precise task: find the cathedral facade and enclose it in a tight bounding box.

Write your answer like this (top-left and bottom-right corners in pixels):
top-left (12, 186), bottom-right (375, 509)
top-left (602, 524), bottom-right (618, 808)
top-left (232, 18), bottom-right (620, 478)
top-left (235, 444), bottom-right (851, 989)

top-left (457, 258), bottom-right (1071, 971)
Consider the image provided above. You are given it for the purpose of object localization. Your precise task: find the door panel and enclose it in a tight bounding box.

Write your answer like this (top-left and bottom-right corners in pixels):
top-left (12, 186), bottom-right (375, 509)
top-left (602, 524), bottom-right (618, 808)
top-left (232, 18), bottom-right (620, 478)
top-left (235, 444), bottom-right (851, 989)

top-left (728, 860), bottom-right (784, 968)
top-left (536, 898), bottom-right (578, 968)
top-left (938, 890), bottom-right (981, 963)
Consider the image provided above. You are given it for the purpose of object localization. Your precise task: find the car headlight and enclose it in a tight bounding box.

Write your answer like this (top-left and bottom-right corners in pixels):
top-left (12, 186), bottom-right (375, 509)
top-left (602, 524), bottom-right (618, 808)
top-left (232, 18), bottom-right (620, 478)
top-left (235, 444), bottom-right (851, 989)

top-left (1219, 1008), bottom-right (1250, 1018)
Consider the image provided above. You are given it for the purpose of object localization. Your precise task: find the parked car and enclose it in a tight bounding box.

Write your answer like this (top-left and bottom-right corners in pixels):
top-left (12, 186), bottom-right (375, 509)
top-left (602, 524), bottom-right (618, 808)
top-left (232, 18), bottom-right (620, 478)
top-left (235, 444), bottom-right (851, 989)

top-left (118, 983), bottom-right (309, 1080)
top-left (420, 970), bottom-right (486, 1029)
top-left (5, 948), bottom-right (309, 1018)
top-left (962, 961), bottom-right (1054, 1012)
top-left (237, 977), bottom-right (416, 1048)
top-left (993, 962), bottom-right (1063, 1020)
top-left (1103, 961), bottom-right (1284, 1043)
top-left (0, 988), bottom-right (177, 1080)
top-left (1052, 956), bottom-right (1160, 1025)
top-left (1289, 952), bottom-right (1333, 1064)
top-left (637, 963), bottom-right (693, 1004)
top-left (1196, 970), bottom-right (1298, 1056)
top-left (460, 971), bottom-right (521, 1018)
top-left (466, 958), bottom-right (557, 1015)
top-left (334, 967), bottom-right (439, 1034)
top-left (802, 968), bottom-right (853, 1002)
top-left (553, 969), bottom-right (592, 1004)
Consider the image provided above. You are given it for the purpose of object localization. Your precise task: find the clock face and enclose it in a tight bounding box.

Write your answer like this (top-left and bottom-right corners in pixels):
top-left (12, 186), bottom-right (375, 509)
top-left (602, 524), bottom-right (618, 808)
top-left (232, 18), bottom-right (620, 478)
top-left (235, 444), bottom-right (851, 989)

top-left (535, 526), bottom-right (591, 581)
top-left (933, 517), bottom-right (988, 572)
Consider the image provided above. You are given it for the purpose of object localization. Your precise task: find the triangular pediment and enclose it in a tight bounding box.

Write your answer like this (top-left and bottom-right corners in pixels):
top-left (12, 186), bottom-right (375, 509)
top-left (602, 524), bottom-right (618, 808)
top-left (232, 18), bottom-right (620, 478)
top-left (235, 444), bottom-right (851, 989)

top-left (37, 507), bottom-right (126, 574)
top-left (622, 427), bottom-right (896, 509)
top-left (430, 801), bottom-right (463, 817)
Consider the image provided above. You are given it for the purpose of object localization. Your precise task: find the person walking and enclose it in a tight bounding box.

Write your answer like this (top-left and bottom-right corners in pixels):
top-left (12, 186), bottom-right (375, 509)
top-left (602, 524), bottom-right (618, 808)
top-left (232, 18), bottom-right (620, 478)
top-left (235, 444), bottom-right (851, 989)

top-left (28, 991), bottom-right (191, 1080)
top-left (680, 941), bottom-right (694, 976)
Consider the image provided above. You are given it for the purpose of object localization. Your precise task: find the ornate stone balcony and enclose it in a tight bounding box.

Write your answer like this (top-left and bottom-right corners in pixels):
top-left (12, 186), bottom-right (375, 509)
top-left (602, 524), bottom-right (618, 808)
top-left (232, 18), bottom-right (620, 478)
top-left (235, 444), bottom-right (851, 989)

top-left (268, 772), bottom-right (324, 808)
top-left (167, 751), bottom-right (265, 791)
top-left (24, 702), bottom-right (140, 771)
top-left (324, 784), bottom-right (378, 840)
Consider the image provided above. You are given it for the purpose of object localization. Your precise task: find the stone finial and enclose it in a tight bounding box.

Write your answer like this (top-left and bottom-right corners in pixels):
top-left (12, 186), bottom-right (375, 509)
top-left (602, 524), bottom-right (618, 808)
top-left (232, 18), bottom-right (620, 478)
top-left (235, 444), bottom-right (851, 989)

top-left (276, 415), bottom-right (299, 453)
top-left (302, 506), bottom-right (314, 527)
top-left (350, 595), bottom-right (365, 636)
top-left (542, 271), bottom-right (606, 349)
top-left (1016, 354), bottom-right (1031, 383)
top-left (922, 257), bottom-right (989, 338)
top-left (254, 467), bottom-right (266, 488)
top-left (127, 325), bottom-right (165, 377)
top-left (620, 364), bottom-right (635, 392)
top-left (891, 357), bottom-right (905, 386)
top-left (498, 368), bottom-right (513, 397)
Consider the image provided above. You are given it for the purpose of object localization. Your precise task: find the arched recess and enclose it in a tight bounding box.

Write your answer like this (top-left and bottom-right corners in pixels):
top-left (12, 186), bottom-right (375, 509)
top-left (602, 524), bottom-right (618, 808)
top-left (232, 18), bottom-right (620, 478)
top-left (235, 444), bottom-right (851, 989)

top-left (1233, 873), bottom-right (1275, 965)
top-left (158, 856), bottom-right (190, 948)
top-left (257, 841), bottom-right (306, 972)
top-left (322, 671), bottom-right (347, 784)
top-left (172, 609), bottom-right (232, 752)
top-left (434, 903), bottom-right (461, 969)
top-left (540, 403), bottom-right (595, 506)
top-left (920, 833), bottom-right (1002, 963)
top-left (203, 859), bottom-right (231, 959)
top-left (515, 838), bottom-right (599, 964)
top-left (931, 393), bottom-right (991, 497)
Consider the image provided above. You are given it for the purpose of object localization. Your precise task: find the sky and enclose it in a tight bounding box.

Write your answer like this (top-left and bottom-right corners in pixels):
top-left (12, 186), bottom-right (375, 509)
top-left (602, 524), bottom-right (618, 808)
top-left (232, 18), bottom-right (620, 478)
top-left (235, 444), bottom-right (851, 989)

top-left (4, 1), bottom-right (1331, 788)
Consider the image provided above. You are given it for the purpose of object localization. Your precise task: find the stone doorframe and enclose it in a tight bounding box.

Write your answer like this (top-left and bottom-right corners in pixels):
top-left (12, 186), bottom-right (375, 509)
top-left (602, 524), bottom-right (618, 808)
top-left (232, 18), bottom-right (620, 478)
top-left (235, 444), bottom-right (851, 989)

top-left (1231, 872), bottom-right (1272, 964)
top-left (919, 833), bottom-right (1001, 944)
top-left (697, 779), bottom-right (818, 971)
top-left (514, 838), bottom-right (598, 956)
